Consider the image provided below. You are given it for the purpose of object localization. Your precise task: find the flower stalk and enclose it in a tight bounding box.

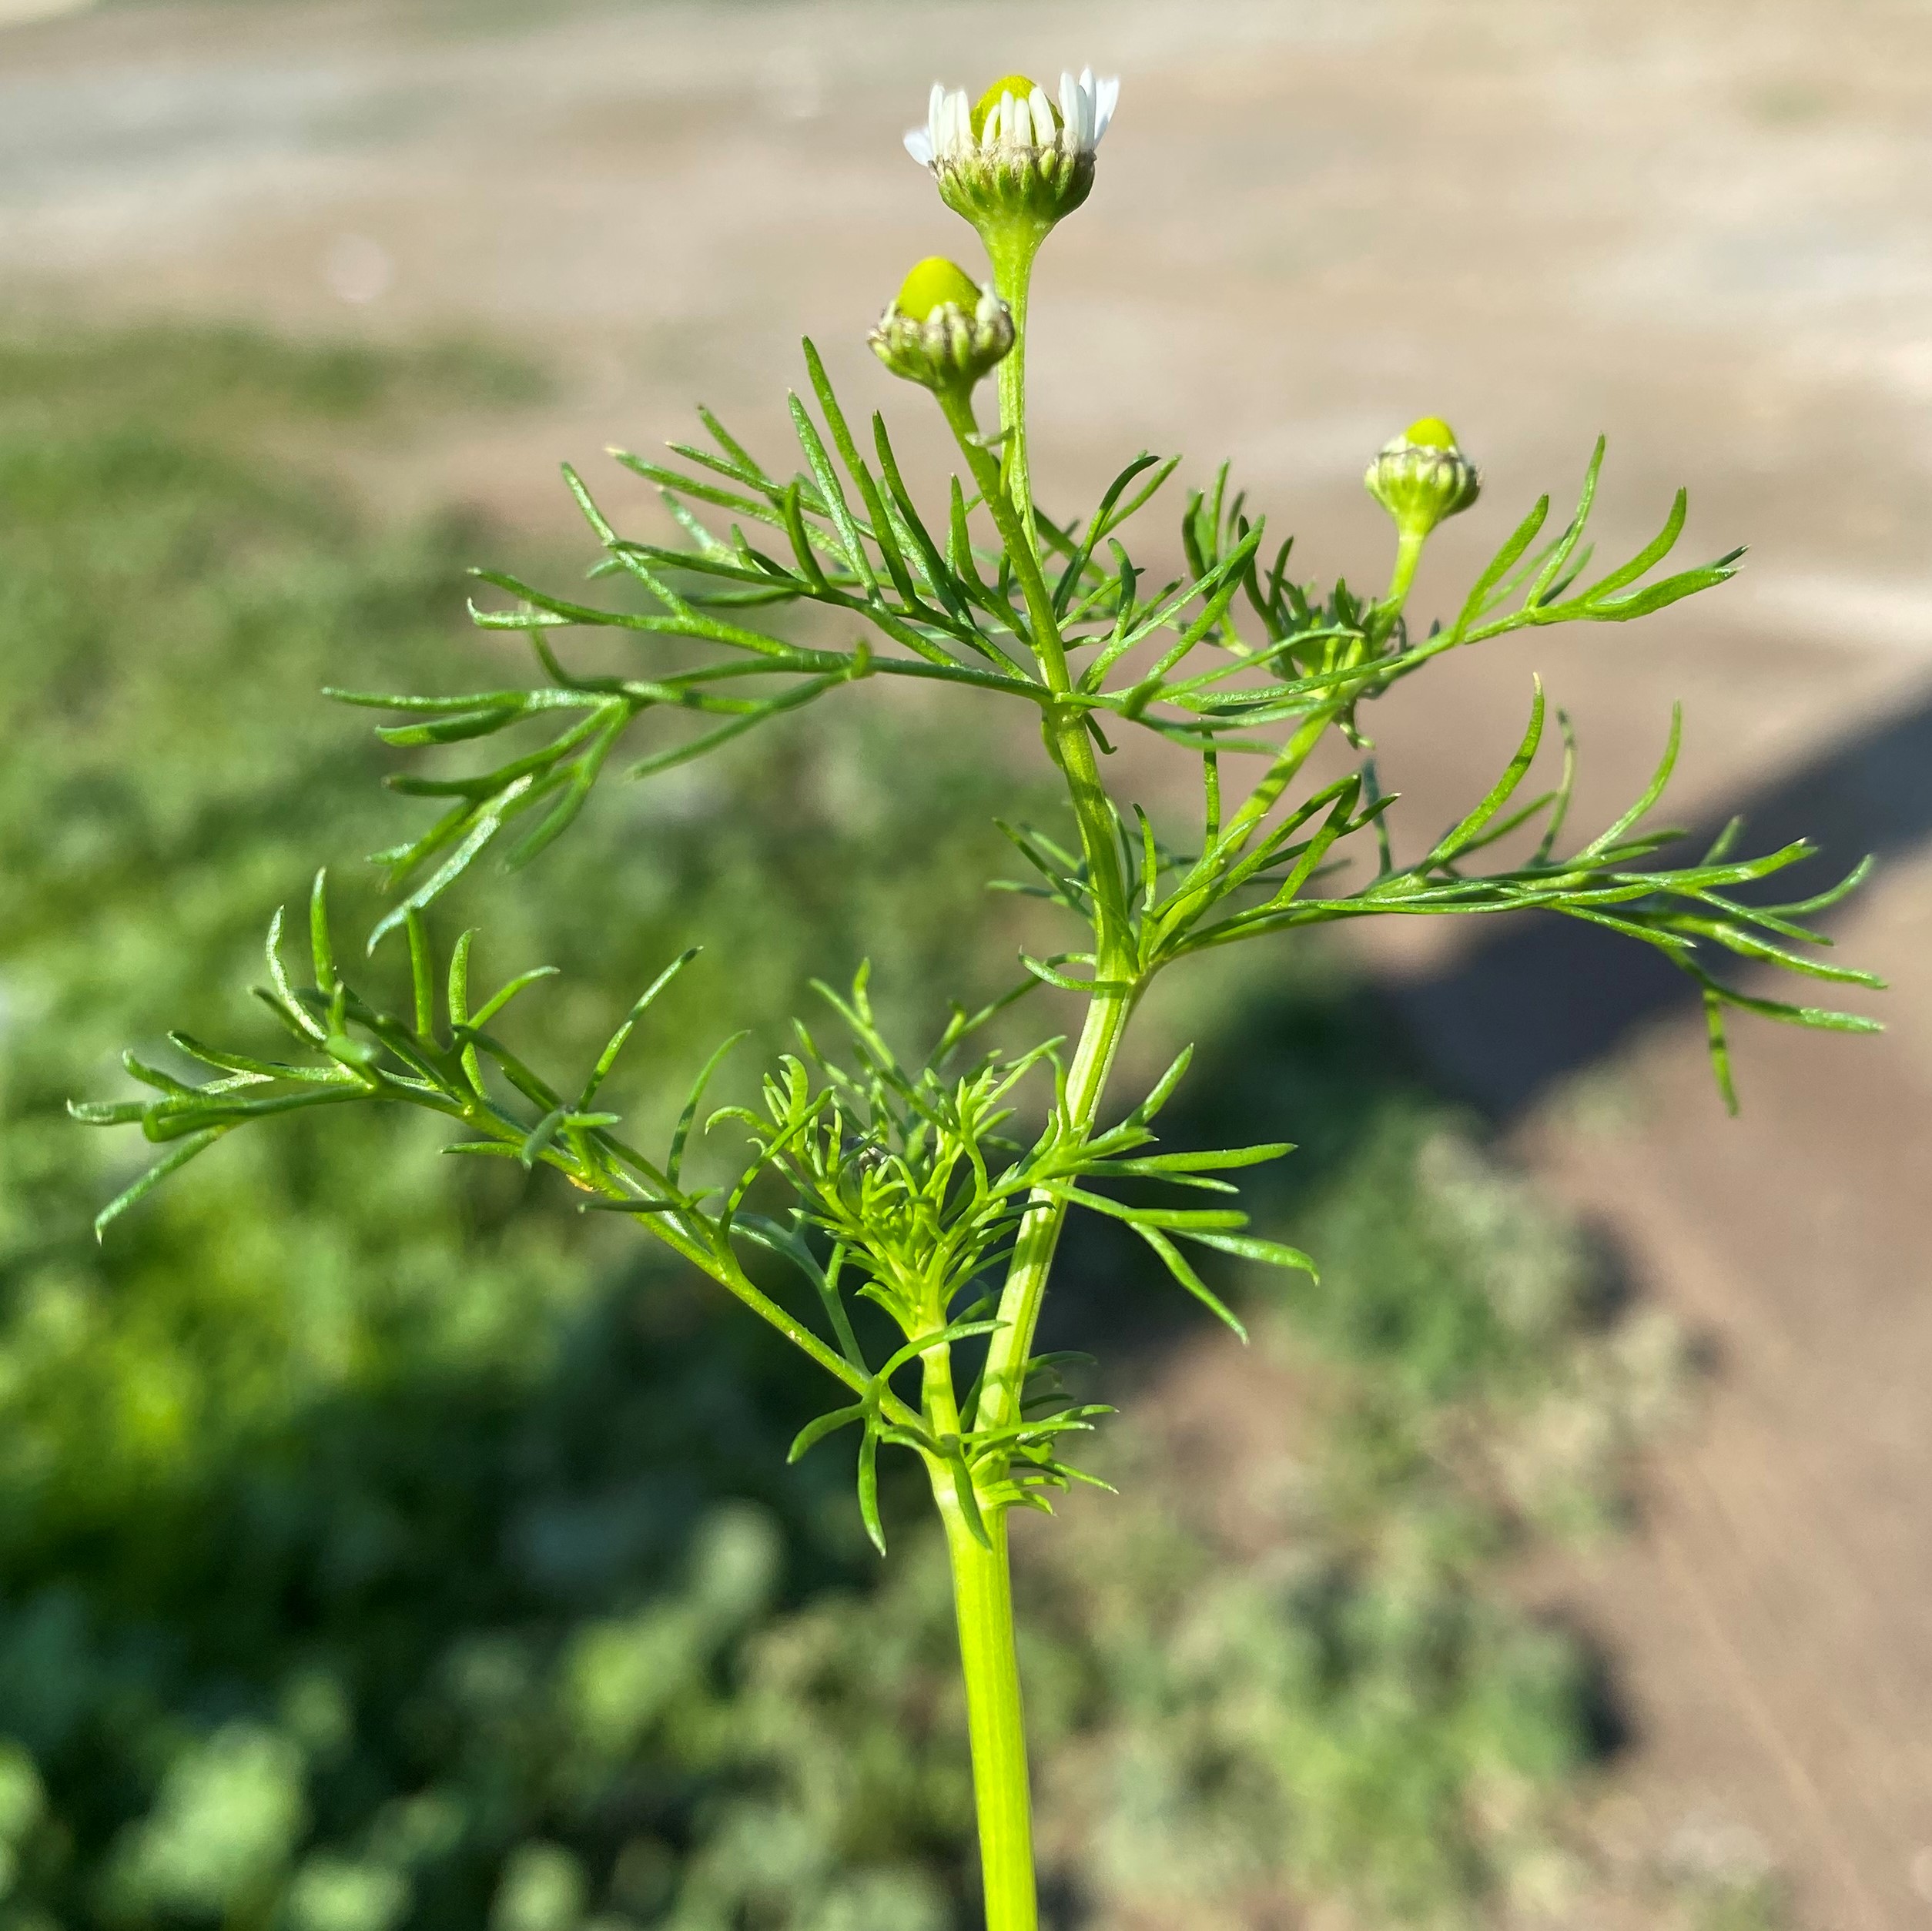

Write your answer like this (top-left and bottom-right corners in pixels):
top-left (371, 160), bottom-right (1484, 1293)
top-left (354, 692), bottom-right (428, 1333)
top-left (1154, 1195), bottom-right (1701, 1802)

top-left (987, 223), bottom-right (1045, 544)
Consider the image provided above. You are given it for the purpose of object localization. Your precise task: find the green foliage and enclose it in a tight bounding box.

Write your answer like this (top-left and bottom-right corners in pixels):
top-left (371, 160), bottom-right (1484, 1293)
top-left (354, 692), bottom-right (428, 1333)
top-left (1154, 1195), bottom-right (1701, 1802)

top-left (73, 330), bottom-right (1877, 1578)
top-left (32, 38), bottom-right (1870, 1898)
top-left (0, 323), bottom-right (1025, 1931)
top-left (702, 1058), bottom-right (1668, 1929)
top-left (86, 885), bottom-right (1315, 1548)
top-left (362, 375), bottom-right (1875, 1100)
top-left (5, 319), bottom-right (1699, 1930)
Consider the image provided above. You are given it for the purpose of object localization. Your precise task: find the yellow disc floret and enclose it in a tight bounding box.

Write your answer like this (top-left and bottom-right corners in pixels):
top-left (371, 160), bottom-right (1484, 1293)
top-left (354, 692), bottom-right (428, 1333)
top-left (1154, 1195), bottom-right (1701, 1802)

top-left (896, 256), bottom-right (984, 322)
top-left (972, 72), bottom-right (1053, 140)
top-left (1403, 416), bottom-right (1459, 450)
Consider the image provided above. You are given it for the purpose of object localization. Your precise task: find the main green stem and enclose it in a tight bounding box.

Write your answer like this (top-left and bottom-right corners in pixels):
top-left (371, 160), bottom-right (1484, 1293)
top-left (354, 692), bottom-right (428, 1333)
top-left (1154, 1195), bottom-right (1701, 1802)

top-left (909, 1326), bottom-right (1038, 1931)
top-left (929, 223), bottom-right (1138, 1931)
top-left (943, 1506), bottom-right (1036, 1931)
top-left (924, 212), bottom-right (1423, 1931)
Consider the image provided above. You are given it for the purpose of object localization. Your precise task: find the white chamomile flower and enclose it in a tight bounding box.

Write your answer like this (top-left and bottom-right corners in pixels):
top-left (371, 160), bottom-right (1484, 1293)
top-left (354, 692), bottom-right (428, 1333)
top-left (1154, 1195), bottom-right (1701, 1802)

top-left (903, 69), bottom-right (1120, 238)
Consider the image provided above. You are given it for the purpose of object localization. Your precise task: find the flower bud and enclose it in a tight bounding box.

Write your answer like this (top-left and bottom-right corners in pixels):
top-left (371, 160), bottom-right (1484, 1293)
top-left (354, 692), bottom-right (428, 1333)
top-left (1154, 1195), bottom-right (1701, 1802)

top-left (869, 257), bottom-right (1015, 392)
top-left (904, 69), bottom-right (1120, 241)
top-left (1364, 417), bottom-right (1482, 537)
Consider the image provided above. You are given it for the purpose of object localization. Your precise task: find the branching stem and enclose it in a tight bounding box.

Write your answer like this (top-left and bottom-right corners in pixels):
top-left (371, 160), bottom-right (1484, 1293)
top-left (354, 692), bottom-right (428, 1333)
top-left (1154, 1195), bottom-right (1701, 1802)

top-left (932, 281), bottom-right (1141, 1931)
top-left (932, 388), bottom-right (1130, 954)
top-left (976, 986), bottom-right (1132, 1437)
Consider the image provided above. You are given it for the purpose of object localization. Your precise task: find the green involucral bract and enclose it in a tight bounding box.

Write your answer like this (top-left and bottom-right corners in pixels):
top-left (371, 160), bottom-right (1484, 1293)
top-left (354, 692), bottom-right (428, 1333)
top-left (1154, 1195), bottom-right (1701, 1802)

top-left (76, 61), bottom-right (1881, 1931)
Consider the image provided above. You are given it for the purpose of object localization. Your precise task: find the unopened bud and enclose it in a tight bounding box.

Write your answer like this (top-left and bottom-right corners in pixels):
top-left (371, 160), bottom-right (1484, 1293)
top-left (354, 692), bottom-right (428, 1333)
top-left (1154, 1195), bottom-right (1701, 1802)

top-left (1365, 417), bottom-right (1482, 537)
top-left (869, 257), bottom-right (1014, 392)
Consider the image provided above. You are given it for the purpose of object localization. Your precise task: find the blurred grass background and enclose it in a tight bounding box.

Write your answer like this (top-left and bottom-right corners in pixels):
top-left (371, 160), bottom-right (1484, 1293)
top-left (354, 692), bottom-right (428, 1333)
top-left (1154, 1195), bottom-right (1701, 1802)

top-left (0, 322), bottom-right (1770, 1931)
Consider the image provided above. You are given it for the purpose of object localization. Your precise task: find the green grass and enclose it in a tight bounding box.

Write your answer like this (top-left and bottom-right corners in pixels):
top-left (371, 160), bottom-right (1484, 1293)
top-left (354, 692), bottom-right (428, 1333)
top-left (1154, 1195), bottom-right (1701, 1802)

top-left (0, 319), bottom-right (1677, 1931)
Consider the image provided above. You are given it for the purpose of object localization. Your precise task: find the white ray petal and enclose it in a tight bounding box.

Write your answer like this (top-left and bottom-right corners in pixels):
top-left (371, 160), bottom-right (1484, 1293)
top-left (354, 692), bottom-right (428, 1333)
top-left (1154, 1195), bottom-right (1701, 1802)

top-left (1028, 84), bottom-right (1055, 147)
top-left (1094, 75), bottom-right (1120, 141)
top-left (1066, 69), bottom-right (1094, 149)
top-left (905, 127), bottom-right (933, 165)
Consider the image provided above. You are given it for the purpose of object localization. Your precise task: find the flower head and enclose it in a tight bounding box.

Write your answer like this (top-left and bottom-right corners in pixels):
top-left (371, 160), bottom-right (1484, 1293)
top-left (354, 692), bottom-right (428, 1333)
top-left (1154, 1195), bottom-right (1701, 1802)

top-left (1365, 417), bottom-right (1482, 538)
top-left (905, 69), bottom-right (1120, 237)
top-left (869, 257), bottom-right (1015, 393)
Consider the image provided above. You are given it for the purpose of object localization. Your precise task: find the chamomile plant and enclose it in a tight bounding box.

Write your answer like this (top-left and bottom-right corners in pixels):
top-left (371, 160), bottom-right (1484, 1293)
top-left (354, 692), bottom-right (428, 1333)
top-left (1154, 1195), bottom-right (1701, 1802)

top-left (78, 66), bottom-right (1878, 1931)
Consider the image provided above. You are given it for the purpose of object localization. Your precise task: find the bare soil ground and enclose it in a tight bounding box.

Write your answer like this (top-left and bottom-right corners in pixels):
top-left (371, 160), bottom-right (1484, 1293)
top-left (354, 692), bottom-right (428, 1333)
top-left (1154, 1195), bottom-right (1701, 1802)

top-left (5, 0), bottom-right (1930, 1921)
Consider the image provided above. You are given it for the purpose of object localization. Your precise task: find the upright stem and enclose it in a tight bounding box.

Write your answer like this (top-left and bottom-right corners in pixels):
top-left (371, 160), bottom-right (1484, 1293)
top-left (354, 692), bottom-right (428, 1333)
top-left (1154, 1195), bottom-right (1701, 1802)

top-left (929, 224), bottom-right (1138, 1931)
top-left (921, 1339), bottom-right (1036, 1931)
top-left (929, 373), bottom-right (1140, 1438)
top-left (975, 982), bottom-right (1131, 1437)
top-left (942, 1504), bottom-right (1036, 1931)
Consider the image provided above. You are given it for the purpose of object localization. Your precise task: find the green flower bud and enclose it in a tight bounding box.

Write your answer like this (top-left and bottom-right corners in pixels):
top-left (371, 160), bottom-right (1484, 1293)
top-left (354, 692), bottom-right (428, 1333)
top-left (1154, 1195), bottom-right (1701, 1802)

top-left (904, 69), bottom-right (1120, 241)
top-left (869, 258), bottom-right (1015, 393)
top-left (1365, 417), bottom-right (1482, 537)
